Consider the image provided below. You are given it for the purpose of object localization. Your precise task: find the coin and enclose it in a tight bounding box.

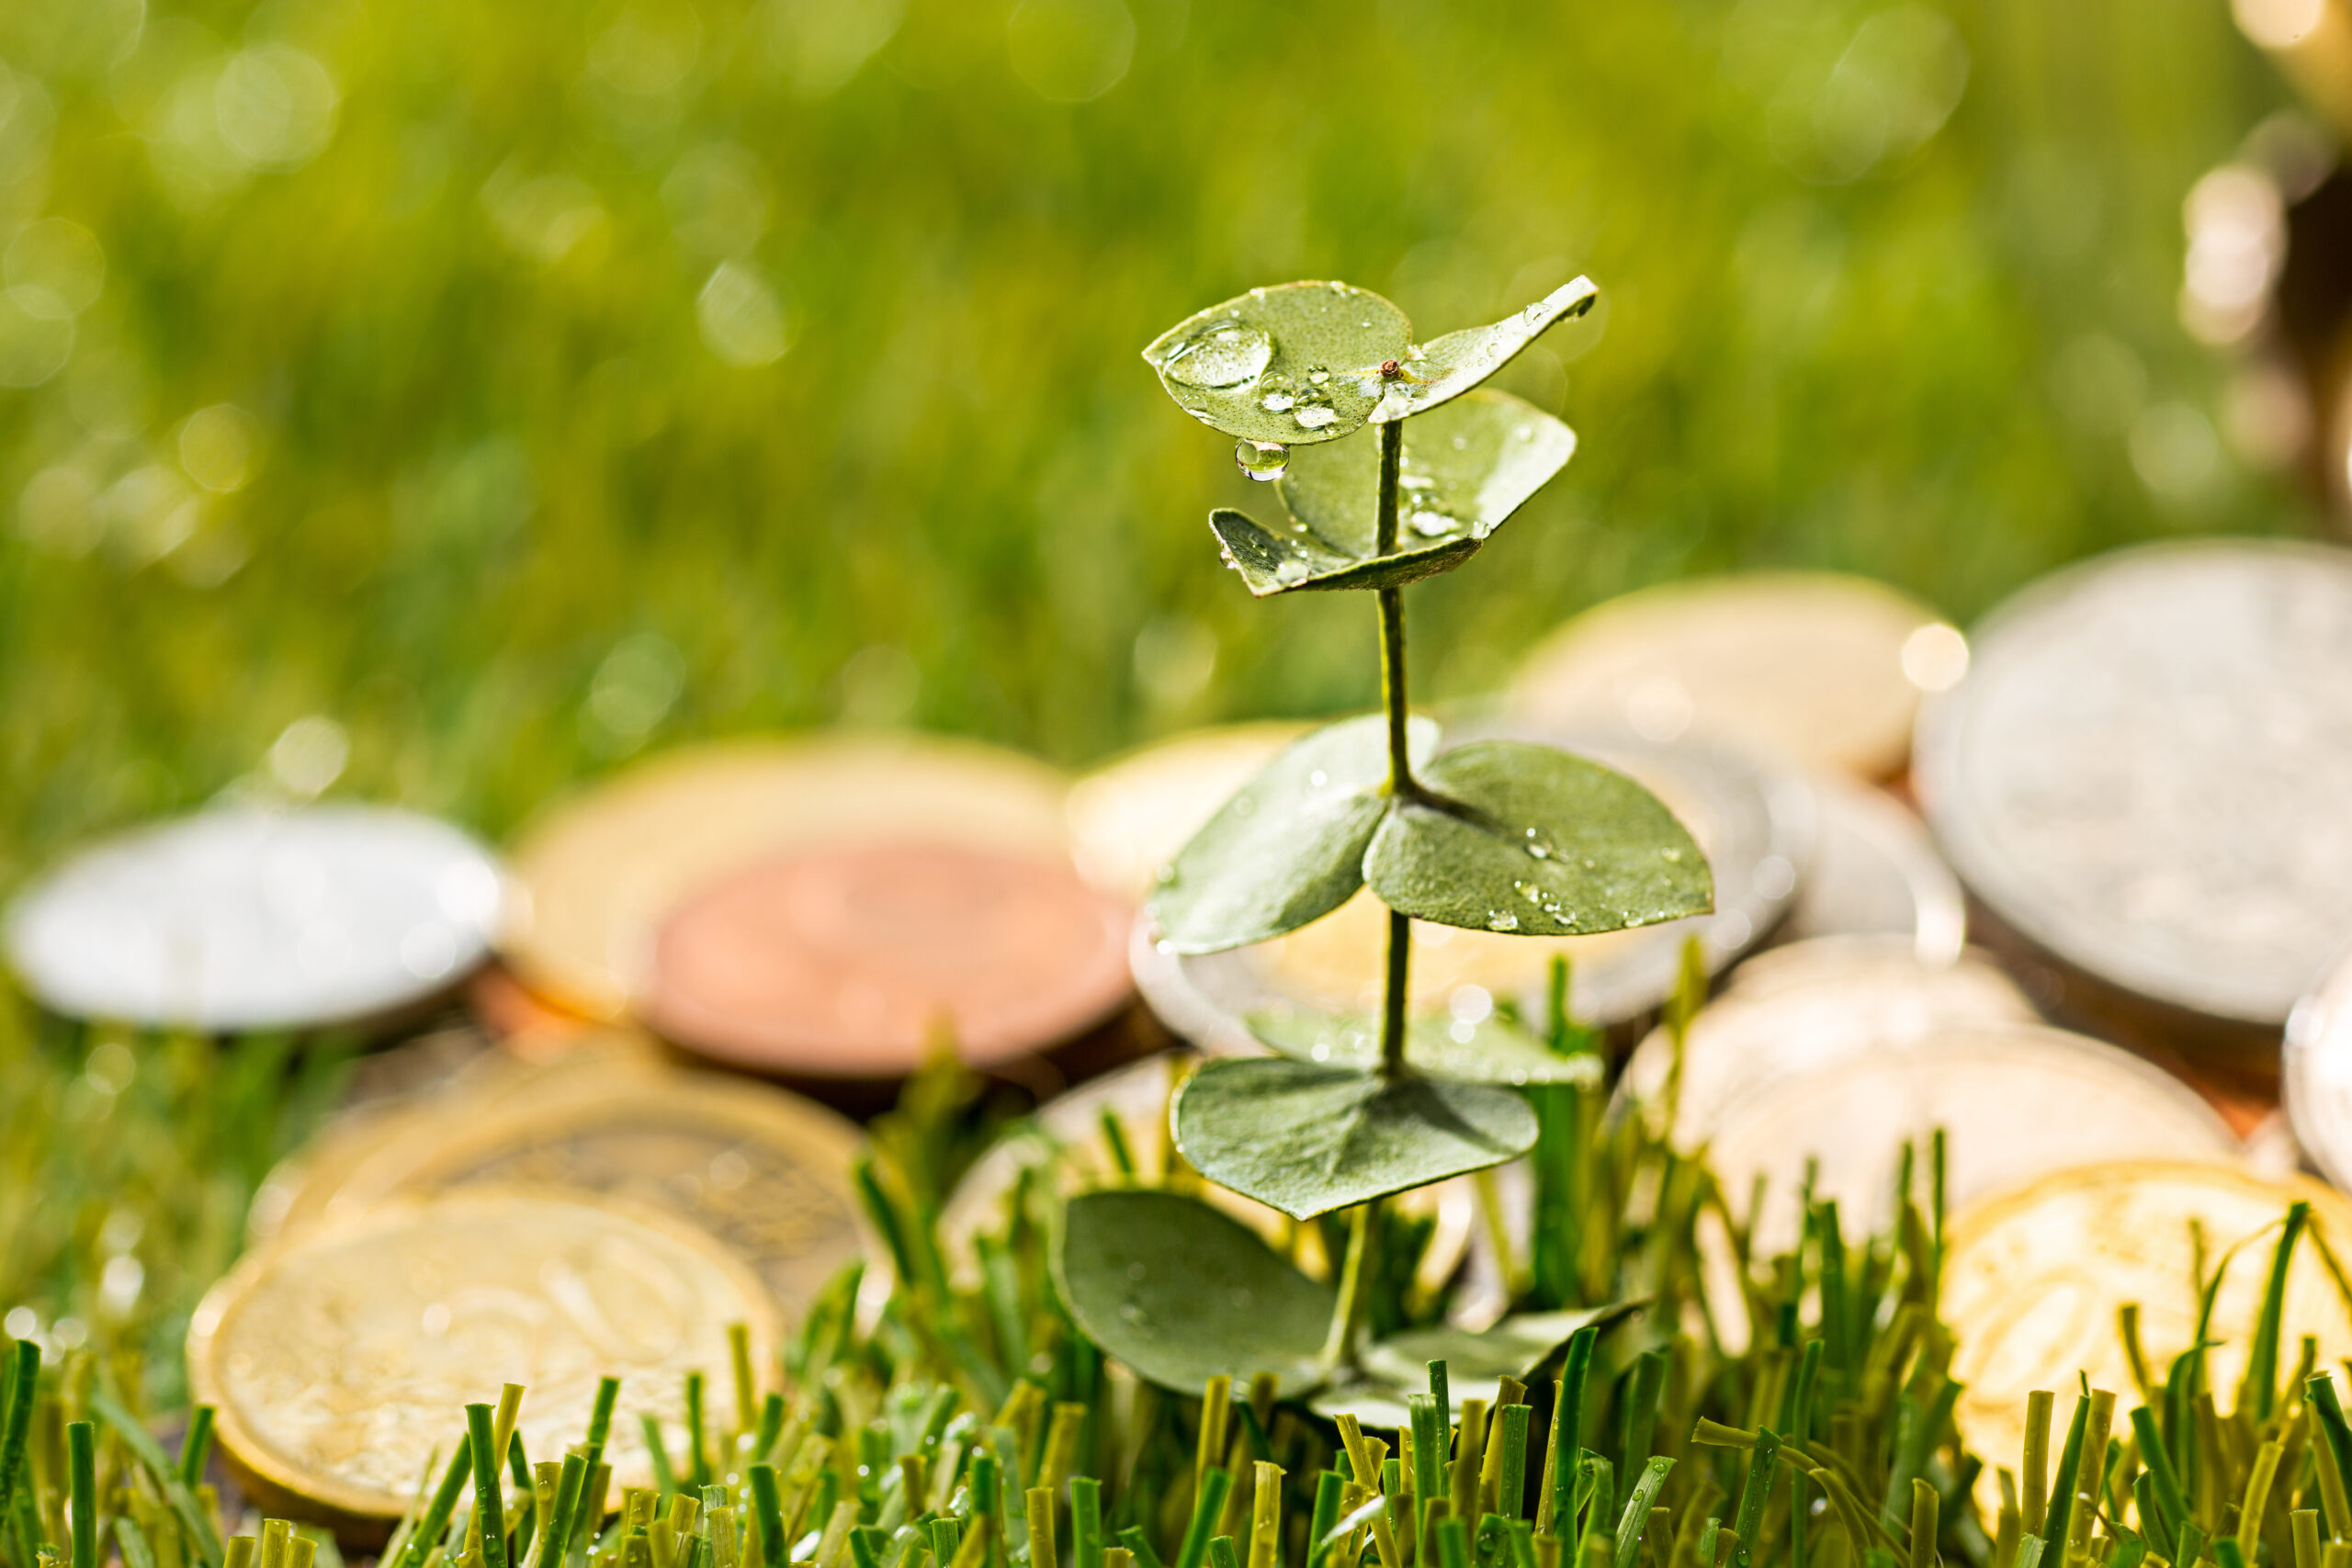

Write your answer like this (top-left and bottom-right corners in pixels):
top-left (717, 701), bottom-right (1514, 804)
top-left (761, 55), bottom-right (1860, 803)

top-left (187, 1189), bottom-right (776, 1522)
top-left (1067, 723), bottom-right (1306, 899)
top-left (646, 841), bottom-right (1134, 1077)
top-left (1944, 1162), bottom-right (2352, 1489)
top-left (1779, 776), bottom-right (1966, 964)
top-left (1916, 539), bottom-right (2352, 1028)
top-left (4, 804), bottom-right (505, 1032)
top-left (312, 1066), bottom-right (867, 1319)
top-left (1507, 572), bottom-right (1960, 779)
top-left (1613, 935), bottom-right (2037, 1151)
top-left (2284, 940), bottom-right (2352, 1188)
top-left (937, 1052), bottom-right (1474, 1296)
top-left (1706, 1022), bottom-right (2242, 1255)
top-left (1137, 730), bottom-right (1814, 1052)
top-left (502, 735), bottom-right (1073, 1020)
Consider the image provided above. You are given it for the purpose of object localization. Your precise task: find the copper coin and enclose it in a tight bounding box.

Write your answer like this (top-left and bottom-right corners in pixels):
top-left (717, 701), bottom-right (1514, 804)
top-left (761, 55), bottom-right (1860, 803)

top-left (501, 735), bottom-right (1072, 1021)
top-left (648, 841), bottom-right (1134, 1076)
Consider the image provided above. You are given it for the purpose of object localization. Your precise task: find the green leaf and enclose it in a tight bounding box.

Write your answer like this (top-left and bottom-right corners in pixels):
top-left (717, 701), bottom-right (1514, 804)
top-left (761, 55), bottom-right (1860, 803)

top-left (1365, 740), bottom-right (1712, 937)
top-left (1172, 1057), bottom-right (1538, 1222)
top-left (1056, 1190), bottom-right (1331, 1397)
top-left (1150, 713), bottom-right (1437, 954)
top-left (1248, 1007), bottom-right (1602, 1088)
top-left (1209, 509), bottom-right (1478, 597)
top-left (1142, 282), bottom-right (1412, 446)
top-left (1310, 1303), bottom-right (1645, 1427)
top-left (1208, 392), bottom-right (1578, 597)
top-left (1369, 279), bottom-right (1599, 423)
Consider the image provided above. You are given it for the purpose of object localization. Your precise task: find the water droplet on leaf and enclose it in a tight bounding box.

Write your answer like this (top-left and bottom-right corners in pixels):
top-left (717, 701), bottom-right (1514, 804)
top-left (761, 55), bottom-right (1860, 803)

top-left (1294, 405), bottom-right (1339, 431)
top-left (1261, 391), bottom-right (1295, 412)
top-left (1162, 323), bottom-right (1272, 390)
top-left (1487, 911), bottom-right (1521, 932)
top-left (1235, 439), bottom-right (1289, 480)
top-left (1273, 558), bottom-right (1309, 584)
top-left (1408, 510), bottom-right (1453, 537)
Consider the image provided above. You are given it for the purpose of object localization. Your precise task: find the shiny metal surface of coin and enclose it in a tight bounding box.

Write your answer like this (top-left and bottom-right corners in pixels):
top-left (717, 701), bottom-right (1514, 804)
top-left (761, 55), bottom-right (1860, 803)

top-left (938, 1052), bottom-right (1474, 1297)
top-left (314, 1066), bottom-right (867, 1319)
top-left (5, 804), bottom-right (505, 1032)
top-left (1508, 572), bottom-right (1958, 779)
top-left (1615, 935), bottom-right (2037, 1150)
top-left (188, 1189), bottom-right (776, 1519)
top-left (1916, 539), bottom-right (2352, 1026)
top-left (502, 735), bottom-right (1072, 1020)
top-left (1944, 1162), bottom-right (2352, 1491)
top-left (1781, 776), bottom-right (1966, 964)
top-left (2284, 940), bottom-right (2352, 1188)
top-left (1067, 723), bottom-right (1306, 900)
top-left (1137, 731), bottom-right (1813, 1051)
top-left (648, 841), bottom-right (1133, 1076)
top-left (1709, 1022), bottom-right (2241, 1255)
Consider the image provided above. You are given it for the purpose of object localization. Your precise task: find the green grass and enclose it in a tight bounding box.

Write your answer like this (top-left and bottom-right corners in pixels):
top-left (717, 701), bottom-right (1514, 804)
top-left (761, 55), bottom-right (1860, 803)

top-left (0, 0), bottom-right (2305, 891)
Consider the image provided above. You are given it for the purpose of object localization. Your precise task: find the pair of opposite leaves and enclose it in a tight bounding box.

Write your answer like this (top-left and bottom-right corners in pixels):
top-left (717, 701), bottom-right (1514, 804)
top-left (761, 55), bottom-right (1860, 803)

top-left (1143, 277), bottom-right (1595, 596)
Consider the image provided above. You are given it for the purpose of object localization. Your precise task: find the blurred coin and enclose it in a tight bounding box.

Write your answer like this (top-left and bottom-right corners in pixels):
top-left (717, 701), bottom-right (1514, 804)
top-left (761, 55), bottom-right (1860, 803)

top-left (938, 1052), bottom-right (1473, 1297)
top-left (647, 841), bottom-right (1133, 1077)
top-left (503, 735), bottom-right (1072, 1020)
top-left (1508, 572), bottom-right (1958, 779)
top-left (1067, 722), bottom-right (1306, 899)
top-left (314, 1066), bottom-right (866, 1319)
top-left (1780, 775), bottom-right (1966, 964)
top-left (187, 1188), bottom-right (776, 1524)
top-left (1944, 1162), bottom-right (2352, 1493)
top-left (1916, 539), bottom-right (2352, 1027)
top-left (1137, 731), bottom-right (1812, 1051)
top-left (1711, 1023), bottom-right (2241, 1254)
top-left (244, 1031), bottom-right (664, 1246)
top-left (5, 804), bottom-right (505, 1032)
top-left (1613, 935), bottom-right (2037, 1149)
top-left (2284, 940), bottom-right (2352, 1188)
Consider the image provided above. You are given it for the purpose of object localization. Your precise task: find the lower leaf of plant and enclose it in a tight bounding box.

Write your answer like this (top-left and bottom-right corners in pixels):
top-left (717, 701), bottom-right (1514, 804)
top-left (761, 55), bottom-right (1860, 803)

top-left (1311, 1300), bottom-right (1645, 1427)
top-left (1249, 1007), bottom-right (1601, 1088)
top-left (1054, 1188), bottom-right (1331, 1397)
top-left (1171, 1055), bottom-right (1539, 1222)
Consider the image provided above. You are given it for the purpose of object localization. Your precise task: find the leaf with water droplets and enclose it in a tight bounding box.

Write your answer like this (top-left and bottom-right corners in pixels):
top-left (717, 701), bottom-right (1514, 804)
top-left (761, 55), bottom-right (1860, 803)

top-left (1290, 389), bottom-right (1577, 557)
top-left (1364, 740), bottom-right (1712, 937)
top-left (1369, 277), bottom-right (1599, 423)
top-left (1057, 1189), bottom-right (1331, 1396)
top-left (1172, 1056), bottom-right (1538, 1221)
top-left (1208, 508), bottom-right (1479, 597)
top-left (1248, 1006), bottom-right (1601, 1087)
top-left (1311, 1302), bottom-right (1647, 1427)
top-left (1142, 282), bottom-right (1411, 446)
top-left (1150, 712), bottom-right (1437, 953)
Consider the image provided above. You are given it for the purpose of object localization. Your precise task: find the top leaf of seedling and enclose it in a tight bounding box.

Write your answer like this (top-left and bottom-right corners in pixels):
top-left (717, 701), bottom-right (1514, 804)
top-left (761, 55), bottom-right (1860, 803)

top-left (1141, 282), bottom-right (1411, 446)
top-left (1368, 277), bottom-right (1599, 423)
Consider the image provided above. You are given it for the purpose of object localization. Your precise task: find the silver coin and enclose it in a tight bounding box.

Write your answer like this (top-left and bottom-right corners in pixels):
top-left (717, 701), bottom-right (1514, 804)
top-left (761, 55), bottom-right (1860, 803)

top-left (1614, 934), bottom-right (2037, 1150)
top-left (1134, 730), bottom-right (1814, 1046)
top-left (1706, 1021), bottom-right (2244, 1253)
top-left (2284, 941), bottom-right (2352, 1188)
top-left (1916, 539), bottom-right (2352, 1026)
top-left (1780, 776), bottom-right (1966, 964)
top-left (5, 804), bottom-right (506, 1032)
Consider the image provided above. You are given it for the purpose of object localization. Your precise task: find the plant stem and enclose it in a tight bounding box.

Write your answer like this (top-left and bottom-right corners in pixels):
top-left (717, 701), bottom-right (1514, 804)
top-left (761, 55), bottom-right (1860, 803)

top-left (1374, 417), bottom-right (1414, 1081)
top-left (1319, 1197), bottom-right (1379, 1375)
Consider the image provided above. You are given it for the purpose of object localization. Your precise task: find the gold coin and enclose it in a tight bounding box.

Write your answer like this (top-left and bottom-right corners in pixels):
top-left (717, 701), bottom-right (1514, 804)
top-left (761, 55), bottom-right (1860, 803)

top-left (1508, 572), bottom-right (1957, 779)
top-left (188, 1189), bottom-right (777, 1521)
top-left (1944, 1162), bottom-right (2352, 1487)
top-left (247, 1031), bottom-right (663, 1246)
top-left (311, 1066), bottom-right (866, 1323)
top-left (1067, 723), bottom-right (1306, 900)
top-left (502, 734), bottom-right (1072, 1020)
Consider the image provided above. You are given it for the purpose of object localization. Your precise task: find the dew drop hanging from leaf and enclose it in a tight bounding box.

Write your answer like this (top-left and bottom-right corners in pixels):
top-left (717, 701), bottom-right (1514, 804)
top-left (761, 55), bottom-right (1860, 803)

top-left (1235, 439), bottom-right (1289, 481)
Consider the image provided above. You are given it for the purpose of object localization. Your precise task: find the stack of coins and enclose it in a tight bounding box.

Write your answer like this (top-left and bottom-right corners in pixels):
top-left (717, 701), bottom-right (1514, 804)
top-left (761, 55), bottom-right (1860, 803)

top-left (503, 732), bottom-right (1139, 1088)
top-left (1916, 539), bottom-right (2352, 1077)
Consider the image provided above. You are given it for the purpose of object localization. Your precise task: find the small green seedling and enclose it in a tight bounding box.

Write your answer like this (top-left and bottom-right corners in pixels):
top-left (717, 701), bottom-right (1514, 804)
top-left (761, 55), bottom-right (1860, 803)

top-left (1057, 275), bottom-right (1713, 1403)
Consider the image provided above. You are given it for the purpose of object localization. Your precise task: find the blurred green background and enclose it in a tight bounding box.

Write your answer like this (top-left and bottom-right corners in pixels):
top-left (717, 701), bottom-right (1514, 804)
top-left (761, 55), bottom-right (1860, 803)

top-left (0, 0), bottom-right (2312, 893)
